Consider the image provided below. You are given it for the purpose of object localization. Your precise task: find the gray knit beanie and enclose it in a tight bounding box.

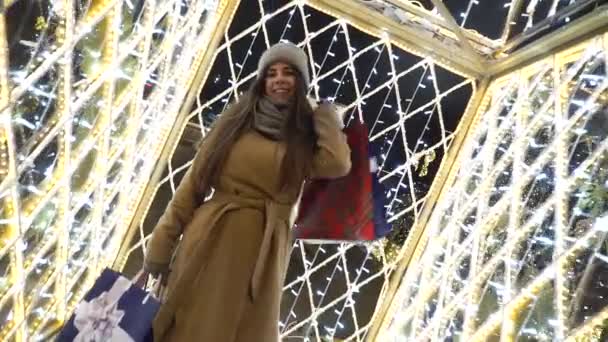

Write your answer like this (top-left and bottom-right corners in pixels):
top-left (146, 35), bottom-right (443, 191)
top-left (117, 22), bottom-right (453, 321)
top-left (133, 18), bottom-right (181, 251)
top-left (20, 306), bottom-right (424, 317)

top-left (257, 43), bottom-right (310, 86)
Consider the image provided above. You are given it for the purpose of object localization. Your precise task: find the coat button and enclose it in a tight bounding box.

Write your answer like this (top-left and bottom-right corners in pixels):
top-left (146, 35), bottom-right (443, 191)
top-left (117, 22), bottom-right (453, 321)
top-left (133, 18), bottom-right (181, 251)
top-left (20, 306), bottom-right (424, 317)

top-left (234, 189), bottom-right (240, 195)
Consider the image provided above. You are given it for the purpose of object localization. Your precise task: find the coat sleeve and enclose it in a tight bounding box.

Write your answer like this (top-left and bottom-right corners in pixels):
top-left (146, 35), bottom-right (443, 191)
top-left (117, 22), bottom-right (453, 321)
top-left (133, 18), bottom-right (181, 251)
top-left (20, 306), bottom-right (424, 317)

top-left (144, 148), bottom-right (205, 276)
top-left (310, 104), bottom-right (352, 179)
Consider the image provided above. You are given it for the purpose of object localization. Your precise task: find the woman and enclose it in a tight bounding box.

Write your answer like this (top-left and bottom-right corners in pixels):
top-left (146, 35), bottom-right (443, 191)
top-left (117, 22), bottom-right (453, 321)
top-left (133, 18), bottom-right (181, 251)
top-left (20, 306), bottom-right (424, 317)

top-left (143, 42), bottom-right (352, 341)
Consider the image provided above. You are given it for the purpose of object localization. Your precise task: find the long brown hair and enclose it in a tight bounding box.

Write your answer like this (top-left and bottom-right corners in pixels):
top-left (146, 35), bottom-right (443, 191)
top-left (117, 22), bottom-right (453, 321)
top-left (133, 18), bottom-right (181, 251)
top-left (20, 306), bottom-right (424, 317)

top-left (193, 65), bottom-right (317, 198)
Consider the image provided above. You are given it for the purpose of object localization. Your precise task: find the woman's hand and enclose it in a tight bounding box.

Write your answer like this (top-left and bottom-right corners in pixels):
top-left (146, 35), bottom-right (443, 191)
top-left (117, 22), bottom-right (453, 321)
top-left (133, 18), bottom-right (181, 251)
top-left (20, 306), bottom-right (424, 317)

top-left (314, 100), bottom-right (344, 129)
top-left (314, 100), bottom-right (336, 116)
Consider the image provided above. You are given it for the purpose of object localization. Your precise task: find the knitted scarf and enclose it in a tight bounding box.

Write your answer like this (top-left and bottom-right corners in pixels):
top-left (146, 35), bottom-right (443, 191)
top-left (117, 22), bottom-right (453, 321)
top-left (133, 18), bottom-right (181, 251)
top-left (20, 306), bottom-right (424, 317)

top-left (253, 96), bottom-right (291, 140)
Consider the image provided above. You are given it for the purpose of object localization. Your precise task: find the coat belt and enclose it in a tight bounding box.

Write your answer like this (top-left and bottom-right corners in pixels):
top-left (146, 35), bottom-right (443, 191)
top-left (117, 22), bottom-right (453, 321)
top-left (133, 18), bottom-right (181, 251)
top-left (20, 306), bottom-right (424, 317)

top-left (211, 190), bottom-right (293, 300)
top-left (155, 190), bottom-right (294, 338)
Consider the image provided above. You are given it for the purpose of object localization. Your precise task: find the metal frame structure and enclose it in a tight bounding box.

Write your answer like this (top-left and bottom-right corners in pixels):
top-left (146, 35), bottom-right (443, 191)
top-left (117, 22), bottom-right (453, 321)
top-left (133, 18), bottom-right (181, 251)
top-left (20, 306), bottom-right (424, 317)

top-left (0, 0), bottom-right (228, 339)
top-left (0, 0), bottom-right (607, 340)
top-left (373, 26), bottom-right (608, 342)
top-left (112, 0), bottom-right (608, 341)
top-left (112, 0), bottom-right (240, 277)
top-left (114, 0), bottom-right (478, 339)
top-left (363, 4), bottom-right (608, 341)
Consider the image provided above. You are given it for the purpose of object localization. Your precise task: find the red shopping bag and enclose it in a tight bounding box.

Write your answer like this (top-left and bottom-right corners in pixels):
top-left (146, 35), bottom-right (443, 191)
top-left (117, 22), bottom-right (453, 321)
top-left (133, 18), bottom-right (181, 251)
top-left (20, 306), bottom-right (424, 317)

top-left (294, 119), bottom-right (389, 242)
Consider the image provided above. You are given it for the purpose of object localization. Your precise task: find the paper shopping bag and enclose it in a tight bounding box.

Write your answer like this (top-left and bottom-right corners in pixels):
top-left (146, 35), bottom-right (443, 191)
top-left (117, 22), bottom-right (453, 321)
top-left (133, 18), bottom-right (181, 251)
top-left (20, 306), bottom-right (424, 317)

top-left (56, 268), bottom-right (160, 342)
top-left (294, 119), bottom-right (392, 243)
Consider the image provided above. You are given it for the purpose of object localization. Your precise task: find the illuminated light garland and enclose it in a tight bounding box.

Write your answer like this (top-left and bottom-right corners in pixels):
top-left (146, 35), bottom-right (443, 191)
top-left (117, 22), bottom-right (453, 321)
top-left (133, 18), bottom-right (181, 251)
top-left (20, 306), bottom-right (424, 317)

top-left (120, 1), bottom-right (480, 339)
top-left (114, 0), bottom-right (222, 267)
top-left (0, 0), bottom-right (604, 340)
top-left (0, 0), bottom-right (224, 339)
top-left (381, 33), bottom-right (608, 340)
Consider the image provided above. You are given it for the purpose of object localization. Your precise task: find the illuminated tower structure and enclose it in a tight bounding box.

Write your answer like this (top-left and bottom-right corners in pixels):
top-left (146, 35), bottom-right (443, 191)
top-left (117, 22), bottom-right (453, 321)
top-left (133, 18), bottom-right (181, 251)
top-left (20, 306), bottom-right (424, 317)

top-left (0, 0), bottom-right (606, 341)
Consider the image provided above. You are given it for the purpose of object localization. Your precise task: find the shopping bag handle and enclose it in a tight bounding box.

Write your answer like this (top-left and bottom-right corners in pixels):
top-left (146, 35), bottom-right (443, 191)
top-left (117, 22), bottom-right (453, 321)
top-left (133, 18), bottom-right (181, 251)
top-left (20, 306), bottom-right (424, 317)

top-left (152, 276), bottom-right (165, 299)
top-left (133, 269), bottom-right (166, 300)
top-left (133, 269), bottom-right (149, 288)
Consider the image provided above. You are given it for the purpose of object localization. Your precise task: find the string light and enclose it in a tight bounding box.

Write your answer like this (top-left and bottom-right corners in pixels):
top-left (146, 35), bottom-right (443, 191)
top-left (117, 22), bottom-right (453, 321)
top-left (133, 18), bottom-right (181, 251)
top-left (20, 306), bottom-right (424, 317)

top-left (382, 37), bottom-right (608, 341)
top-left (0, 0), bottom-right (220, 339)
top-left (2, 0), bottom-right (604, 341)
top-left (123, 0), bottom-right (477, 340)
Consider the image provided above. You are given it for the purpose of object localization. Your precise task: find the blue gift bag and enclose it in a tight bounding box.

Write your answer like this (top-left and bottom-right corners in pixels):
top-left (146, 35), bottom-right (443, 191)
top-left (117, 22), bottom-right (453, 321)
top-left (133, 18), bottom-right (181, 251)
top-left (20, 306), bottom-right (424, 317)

top-left (56, 268), bottom-right (160, 342)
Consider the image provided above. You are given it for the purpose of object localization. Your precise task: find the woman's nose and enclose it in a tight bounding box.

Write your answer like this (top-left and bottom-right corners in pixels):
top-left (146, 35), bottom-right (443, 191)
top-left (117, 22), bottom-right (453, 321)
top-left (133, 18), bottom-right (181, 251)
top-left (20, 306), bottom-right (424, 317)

top-left (273, 76), bottom-right (287, 85)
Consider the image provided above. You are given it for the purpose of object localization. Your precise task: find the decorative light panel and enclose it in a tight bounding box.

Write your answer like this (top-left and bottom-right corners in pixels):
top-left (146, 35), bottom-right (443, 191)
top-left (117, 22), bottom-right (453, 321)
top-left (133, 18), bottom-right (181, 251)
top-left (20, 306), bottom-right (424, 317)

top-left (356, 0), bottom-right (597, 54)
top-left (118, 0), bottom-right (476, 340)
top-left (0, 0), bottom-right (221, 340)
top-left (380, 31), bottom-right (608, 341)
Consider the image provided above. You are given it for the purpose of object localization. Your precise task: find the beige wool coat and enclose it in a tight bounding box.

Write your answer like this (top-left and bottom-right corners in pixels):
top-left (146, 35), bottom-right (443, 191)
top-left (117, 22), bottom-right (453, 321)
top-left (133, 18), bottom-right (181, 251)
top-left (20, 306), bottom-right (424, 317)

top-left (144, 103), bottom-right (351, 341)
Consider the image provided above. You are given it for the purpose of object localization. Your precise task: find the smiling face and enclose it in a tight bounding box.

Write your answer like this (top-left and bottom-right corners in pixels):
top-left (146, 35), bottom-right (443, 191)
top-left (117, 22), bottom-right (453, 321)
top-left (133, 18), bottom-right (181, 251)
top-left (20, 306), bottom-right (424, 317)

top-left (264, 61), bottom-right (297, 106)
